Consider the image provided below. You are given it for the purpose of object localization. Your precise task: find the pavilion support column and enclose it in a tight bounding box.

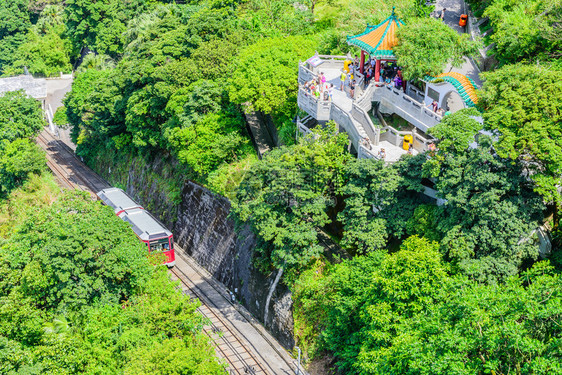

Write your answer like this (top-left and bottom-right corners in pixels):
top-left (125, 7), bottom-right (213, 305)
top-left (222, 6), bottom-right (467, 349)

top-left (360, 50), bottom-right (365, 74)
top-left (375, 58), bottom-right (381, 82)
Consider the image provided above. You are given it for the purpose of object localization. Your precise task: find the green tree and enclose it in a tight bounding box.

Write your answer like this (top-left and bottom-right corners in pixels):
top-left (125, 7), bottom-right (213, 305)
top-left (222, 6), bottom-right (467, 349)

top-left (228, 36), bottom-right (317, 113)
top-left (8, 26), bottom-right (72, 77)
top-left (2, 192), bottom-right (152, 310)
top-left (373, 262), bottom-right (562, 374)
top-left (0, 0), bottom-right (31, 74)
top-left (432, 137), bottom-right (545, 282)
top-left (337, 159), bottom-right (400, 253)
top-left (0, 91), bottom-right (45, 142)
top-left (374, 154), bottom-right (427, 238)
top-left (394, 17), bottom-right (478, 80)
top-left (234, 124), bottom-right (351, 269)
top-left (64, 0), bottom-right (158, 56)
top-left (294, 243), bottom-right (562, 374)
top-left (240, 0), bottom-right (313, 36)
top-left (484, 0), bottom-right (562, 63)
top-left (428, 107), bottom-right (483, 152)
top-left (0, 184), bottom-right (223, 373)
top-left (0, 139), bottom-right (45, 194)
top-left (479, 63), bottom-right (562, 205)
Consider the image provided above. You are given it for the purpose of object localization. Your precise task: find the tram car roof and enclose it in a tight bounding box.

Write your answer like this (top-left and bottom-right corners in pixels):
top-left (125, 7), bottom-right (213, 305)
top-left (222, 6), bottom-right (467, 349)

top-left (97, 188), bottom-right (143, 215)
top-left (118, 208), bottom-right (172, 241)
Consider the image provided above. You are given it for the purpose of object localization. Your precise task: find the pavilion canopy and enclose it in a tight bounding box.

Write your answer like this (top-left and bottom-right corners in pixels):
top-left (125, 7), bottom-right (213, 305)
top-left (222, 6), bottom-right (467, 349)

top-left (346, 9), bottom-right (405, 59)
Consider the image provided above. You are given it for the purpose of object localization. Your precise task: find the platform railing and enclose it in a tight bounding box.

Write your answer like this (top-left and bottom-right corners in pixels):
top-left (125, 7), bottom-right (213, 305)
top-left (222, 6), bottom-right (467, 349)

top-left (372, 84), bottom-right (441, 132)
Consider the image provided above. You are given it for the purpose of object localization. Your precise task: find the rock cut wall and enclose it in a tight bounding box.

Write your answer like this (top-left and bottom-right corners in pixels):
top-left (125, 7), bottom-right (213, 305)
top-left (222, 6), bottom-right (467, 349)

top-left (103, 154), bottom-right (295, 349)
top-left (173, 181), bottom-right (295, 349)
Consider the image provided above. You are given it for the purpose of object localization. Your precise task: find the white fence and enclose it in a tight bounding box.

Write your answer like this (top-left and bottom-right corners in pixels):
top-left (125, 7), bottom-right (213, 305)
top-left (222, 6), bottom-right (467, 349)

top-left (297, 88), bottom-right (331, 121)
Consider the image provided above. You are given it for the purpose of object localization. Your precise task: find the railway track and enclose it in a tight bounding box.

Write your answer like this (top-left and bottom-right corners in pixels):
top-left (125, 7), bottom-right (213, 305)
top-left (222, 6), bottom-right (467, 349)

top-left (170, 263), bottom-right (270, 375)
top-left (35, 127), bottom-right (299, 375)
top-left (36, 130), bottom-right (110, 193)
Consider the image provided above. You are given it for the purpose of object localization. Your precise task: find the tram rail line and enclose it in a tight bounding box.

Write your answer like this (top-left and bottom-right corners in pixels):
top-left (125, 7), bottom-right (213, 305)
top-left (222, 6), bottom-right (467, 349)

top-left (172, 249), bottom-right (301, 375)
top-left (35, 127), bottom-right (299, 375)
top-left (36, 130), bottom-right (110, 193)
top-left (170, 264), bottom-right (269, 375)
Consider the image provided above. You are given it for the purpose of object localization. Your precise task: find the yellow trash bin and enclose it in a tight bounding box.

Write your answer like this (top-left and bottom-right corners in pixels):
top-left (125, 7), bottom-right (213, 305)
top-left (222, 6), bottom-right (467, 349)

top-left (403, 134), bottom-right (413, 150)
top-left (343, 60), bottom-right (352, 73)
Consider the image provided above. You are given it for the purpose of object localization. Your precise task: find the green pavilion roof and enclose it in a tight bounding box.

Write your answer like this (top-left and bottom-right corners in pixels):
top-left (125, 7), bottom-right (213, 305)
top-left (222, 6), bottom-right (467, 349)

top-left (346, 8), bottom-right (405, 58)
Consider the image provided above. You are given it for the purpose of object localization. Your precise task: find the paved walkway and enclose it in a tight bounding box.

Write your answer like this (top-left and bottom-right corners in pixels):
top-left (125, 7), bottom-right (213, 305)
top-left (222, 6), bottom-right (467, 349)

top-left (434, 0), bottom-right (483, 86)
top-left (45, 77), bottom-right (75, 149)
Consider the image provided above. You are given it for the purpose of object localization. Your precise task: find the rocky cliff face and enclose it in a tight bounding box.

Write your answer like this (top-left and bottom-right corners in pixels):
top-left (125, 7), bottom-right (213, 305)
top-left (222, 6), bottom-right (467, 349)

top-left (109, 156), bottom-right (295, 349)
top-left (173, 181), bottom-right (295, 348)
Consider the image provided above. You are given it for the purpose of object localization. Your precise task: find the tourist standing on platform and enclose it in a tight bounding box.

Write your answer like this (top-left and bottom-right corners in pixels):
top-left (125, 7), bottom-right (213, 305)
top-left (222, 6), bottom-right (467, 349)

top-left (394, 75), bottom-right (402, 90)
top-left (440, 8), bottom-right (446, 20)
top-left (340, 69), bottom-right (346, 91)
top-left (319, 72), bottom-right (326, 92)
top-left (350, 79), bottom-right (356, 99)
top-left (366, 66), bottom-right (373, 86)
top-left (431, 100), bottom-right (438, 112)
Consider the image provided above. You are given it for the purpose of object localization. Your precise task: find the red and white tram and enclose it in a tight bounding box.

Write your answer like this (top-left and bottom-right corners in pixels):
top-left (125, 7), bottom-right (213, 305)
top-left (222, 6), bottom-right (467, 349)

top-left (97, 188), bottom-right (176, 267)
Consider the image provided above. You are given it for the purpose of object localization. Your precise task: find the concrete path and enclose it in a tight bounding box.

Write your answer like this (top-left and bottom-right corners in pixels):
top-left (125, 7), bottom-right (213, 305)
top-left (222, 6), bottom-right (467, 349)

top-left (434, 0), bottom-right (483, 87)
top-left (45, 77), bottom-right (75, 149)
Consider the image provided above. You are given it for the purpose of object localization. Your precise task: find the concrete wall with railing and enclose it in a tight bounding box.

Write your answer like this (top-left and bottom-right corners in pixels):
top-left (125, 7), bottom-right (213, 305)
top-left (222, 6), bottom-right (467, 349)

top-left (297, 88), bottom-right (331, 121)
top-left (374, 84), bottom-right (442, 133)
top-left (330, 103), bottom-right (364, 150)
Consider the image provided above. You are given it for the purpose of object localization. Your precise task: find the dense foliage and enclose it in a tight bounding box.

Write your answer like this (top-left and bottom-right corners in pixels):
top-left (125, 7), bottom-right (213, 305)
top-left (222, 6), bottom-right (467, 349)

top-left (234, 124), bottom-right (350, 270)
top-left (395, 17), bottom-right (478, 80)
top-left (293, 238), bottom-right (562, 374)
top-left (0, 0), bottom-right (31, 75)
top-left (481, 0), bottom-right (561, 64)
top-left (0, 91), bottom-right (45, 195)
top-left (64, 4), bottom-right (256, 184)
top-left (479, 63), bottom-right (562, 204)
top-left (2, 0), bottom-right (561, 373)
top-left (0, 184), bottom-right (223, 374)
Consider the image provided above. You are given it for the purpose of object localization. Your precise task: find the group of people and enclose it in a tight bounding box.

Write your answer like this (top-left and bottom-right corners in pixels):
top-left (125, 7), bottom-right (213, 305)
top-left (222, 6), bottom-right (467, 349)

top-left (340, 69), bottom-right (357, 98)
top-left (359, 57), bottom-right (407, 92)
top-left (303, 56), bottom-right (409, 102)
top-left (303, 72), bottom-right (335, 102)
top-left (429, 100), bottom-right (451, 117)
top-left (339, 56), bottom-right (408, 98)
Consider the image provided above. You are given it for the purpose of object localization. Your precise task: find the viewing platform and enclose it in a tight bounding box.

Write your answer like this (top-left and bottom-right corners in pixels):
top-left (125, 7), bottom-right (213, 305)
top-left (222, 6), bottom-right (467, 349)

top-left (296, 9), bottom-right (481, 163)
top-left (297, 56), bottom-right (437, 162)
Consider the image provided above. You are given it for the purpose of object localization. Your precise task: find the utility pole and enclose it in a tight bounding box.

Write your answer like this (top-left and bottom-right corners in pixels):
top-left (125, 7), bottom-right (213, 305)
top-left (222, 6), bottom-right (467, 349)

top-left (295, 346), bottom-right (302, 375)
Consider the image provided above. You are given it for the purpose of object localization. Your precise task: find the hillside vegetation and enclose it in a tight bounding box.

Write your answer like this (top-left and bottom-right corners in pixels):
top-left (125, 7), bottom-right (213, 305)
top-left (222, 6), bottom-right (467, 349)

top-left (0, 85), bottom-right (223, 374)
top-left (1, 0), bottom-right (561, 373)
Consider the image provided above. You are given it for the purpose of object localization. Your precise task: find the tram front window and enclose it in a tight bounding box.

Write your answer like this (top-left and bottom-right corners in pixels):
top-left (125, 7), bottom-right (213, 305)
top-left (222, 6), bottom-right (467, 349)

top-left (149, 239), bottom-right (170, 252)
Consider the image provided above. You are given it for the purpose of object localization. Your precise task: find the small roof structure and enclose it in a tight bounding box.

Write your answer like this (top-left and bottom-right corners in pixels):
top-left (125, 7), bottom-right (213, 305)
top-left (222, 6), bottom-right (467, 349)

top-left (0, 75), bottom-right (47, 100)
top-left (119, 208), bottom-right (172, 242)
top-left (97, 187), bottom-right (143, 215)
top-left (346, 8), bottom-right (405, 59)
top-left (425, 72), bottom-right (479, 107)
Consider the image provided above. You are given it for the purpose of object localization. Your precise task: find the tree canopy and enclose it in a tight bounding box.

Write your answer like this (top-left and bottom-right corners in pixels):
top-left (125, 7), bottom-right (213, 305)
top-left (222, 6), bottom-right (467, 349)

top-left (0, 91), bottom-right (46, 195)
top-left (395, 17), bottom-right (479, 80)
top-left (479, 63), bottom-right (562, 204)
top-left (293, 239), bottom-right (562, 374)
top-left (228, 36), bottom-right (317, 113)
top-left (234, 124), bottom-right (351, 270)
top-left (0, 187), bottom-right (224, 374)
